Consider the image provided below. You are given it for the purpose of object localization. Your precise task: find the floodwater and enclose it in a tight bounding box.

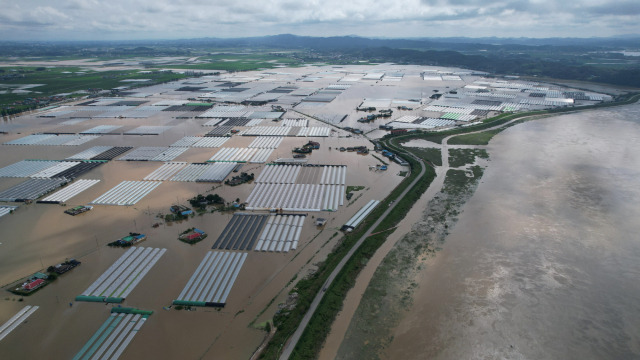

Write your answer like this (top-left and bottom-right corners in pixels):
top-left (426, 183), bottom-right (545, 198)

top-left (320, 141), bottom-right (449, 360)
top-left (0, 62), bottom-right (624, 359)
top-left (385, 103), bottom-right (640, 359)
top-left (0, 101), bottom-right (405, 359)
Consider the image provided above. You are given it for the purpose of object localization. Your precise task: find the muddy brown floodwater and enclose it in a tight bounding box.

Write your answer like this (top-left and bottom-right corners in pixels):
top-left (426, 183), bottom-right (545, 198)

top-left (0, 87), bottom-right (405, 359)
top-left (385, 103), bottom-right (640, 359)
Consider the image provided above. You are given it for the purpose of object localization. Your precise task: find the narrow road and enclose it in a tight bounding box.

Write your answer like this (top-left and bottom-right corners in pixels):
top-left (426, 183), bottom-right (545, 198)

top-left (279, 147), bottom-right (426, 360)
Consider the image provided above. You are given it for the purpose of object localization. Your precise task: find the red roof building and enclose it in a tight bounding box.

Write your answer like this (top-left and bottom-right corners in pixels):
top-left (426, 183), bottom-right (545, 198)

top-left (23, 278), bottom-right (45, 291)
top-left (186, 233), bottom-right (202, 241)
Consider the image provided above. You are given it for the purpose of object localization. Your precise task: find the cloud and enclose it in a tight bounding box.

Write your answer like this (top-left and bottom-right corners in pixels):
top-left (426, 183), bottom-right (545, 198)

top-left (0, 4), bottom-right (70, 30)
top-left (0, 0), bottom-right (636, 40)
top-left (584, 1), bottom-right (640, 16)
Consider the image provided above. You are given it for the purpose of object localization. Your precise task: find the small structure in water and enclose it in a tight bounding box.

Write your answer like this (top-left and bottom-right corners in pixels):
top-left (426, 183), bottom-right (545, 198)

top-left (49, 259), bottom-right (81, 274)
top-left (292, 147), bottom-right (312, 154)
top-left (109, 233), bottom-right (147, 247)
top-left (225, 172), bottom-right (254, 186)
top-left (64, 205), bottom-right (93, 216)
top-left (170, 205), bottom-right (193, 216)
top-left (179, 228), bottom-right (207, 245)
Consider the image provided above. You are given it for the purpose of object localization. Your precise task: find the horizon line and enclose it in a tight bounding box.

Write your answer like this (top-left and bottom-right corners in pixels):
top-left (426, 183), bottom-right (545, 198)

top-left (1, 33), bottom-right (640, 43)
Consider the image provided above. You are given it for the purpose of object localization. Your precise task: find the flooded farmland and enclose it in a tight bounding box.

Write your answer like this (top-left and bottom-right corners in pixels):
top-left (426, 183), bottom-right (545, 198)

top-left (0, 61), bottom-right (628, 359)
top-left (382, 103), bottom-right (640, 359)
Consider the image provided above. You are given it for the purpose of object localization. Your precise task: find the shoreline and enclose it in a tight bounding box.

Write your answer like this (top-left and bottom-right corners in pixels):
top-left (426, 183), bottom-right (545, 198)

top-left (319, 96), bottom-right (640, 359)
top-left (381, 101), bottom-right (640, 359)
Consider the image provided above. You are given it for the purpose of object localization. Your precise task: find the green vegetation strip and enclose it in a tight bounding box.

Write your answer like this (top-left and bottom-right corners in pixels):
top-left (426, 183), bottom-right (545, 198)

top-left (259, 139), bottom-right (436, 359)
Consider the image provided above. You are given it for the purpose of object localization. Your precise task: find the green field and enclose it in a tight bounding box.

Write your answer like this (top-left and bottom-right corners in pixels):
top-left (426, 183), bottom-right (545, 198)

top-left (0, 66), bottom-right (188, 114)
top-left (448, 130), bottom-right (502, 146)
top-left (404, 147), bottom-right (442, 166)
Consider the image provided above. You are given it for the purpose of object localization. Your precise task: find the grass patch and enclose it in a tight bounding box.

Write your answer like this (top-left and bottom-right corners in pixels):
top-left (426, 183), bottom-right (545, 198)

top-left (448, 129), bottom-right (502, 145)
top-left (346, 186), bottom-right (365, 194)
top-left (403, 147), bottom-right (442, 166)
top-left (407, 133), bottom-right (448, 144)
top-left (448, 148), bottom-right (489, 168)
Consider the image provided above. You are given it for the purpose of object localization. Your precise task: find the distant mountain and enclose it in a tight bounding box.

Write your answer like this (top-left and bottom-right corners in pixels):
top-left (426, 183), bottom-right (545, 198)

top-left (148, 34), bottom-right (639, 61)
top-left (170, 34), bottom-right (640, 50)
top-left (423, 36), bottom-right (640, 47)
top-left (2, 34), bottom-right (638, 51)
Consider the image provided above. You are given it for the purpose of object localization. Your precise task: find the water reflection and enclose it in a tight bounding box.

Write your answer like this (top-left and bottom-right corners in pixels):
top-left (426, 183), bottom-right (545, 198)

top-left (386, 103), bottom-right (640, 359)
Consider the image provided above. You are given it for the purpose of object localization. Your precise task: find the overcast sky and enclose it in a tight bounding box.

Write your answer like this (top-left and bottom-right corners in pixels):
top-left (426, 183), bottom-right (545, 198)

top-left (1, 0), bottom-right (638, 41)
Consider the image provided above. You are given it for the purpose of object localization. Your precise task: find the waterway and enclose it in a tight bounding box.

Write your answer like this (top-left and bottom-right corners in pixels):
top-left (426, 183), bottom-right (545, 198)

top-left (384, 103), bottom-right (640, 359)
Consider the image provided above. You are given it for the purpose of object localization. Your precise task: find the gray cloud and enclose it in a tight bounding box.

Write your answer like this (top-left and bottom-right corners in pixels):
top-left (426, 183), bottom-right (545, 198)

top-left (585, 1), bottom-right (640, 16)
top-left (0, 0), bottom-right (636, 40)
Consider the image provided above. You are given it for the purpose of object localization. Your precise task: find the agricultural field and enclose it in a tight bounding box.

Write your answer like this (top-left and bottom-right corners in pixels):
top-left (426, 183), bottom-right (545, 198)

top-left (0, 58), bottom-right (631, 360)
top-left (0, 66), bottom-right (187, 115)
